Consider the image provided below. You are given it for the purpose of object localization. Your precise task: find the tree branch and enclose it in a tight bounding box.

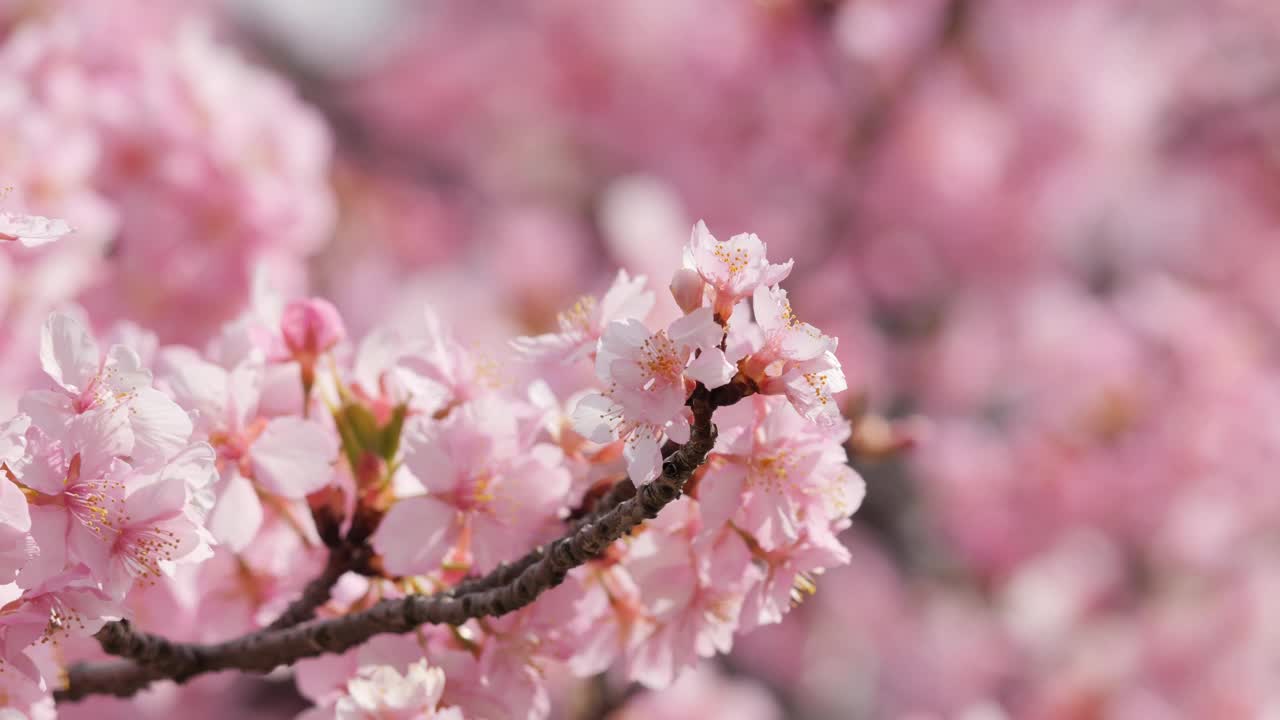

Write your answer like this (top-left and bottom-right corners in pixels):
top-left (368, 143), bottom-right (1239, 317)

top-left (264, 542), bottom-right (373, 632)
top-left (58, 381), bottom-right (748, 703)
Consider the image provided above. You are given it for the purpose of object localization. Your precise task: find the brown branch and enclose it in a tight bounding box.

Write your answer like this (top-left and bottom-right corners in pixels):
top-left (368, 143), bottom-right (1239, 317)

top-left (58, 381), bottom-right (749, 703)
top-left (264, 542), bottom-right (372, 632)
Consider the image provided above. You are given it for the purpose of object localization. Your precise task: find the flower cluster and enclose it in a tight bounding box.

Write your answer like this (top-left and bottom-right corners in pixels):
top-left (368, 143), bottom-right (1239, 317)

top-left (0, 5), bottom-right (332, 418)
top-left (0, 219), bottom-right (857, 718)
top-left (0, 311), bottom-right (216, 715)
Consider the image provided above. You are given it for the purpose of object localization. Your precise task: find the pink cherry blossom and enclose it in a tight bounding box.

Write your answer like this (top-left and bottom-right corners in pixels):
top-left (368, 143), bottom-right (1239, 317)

top-left (683, 221), bottom-right (793, 321)
top-left (0, 11), bottom-right (887, 705)
top-left (551, 557), bottom-right (653, 679)
top-left (102, 470), bottom-right (208, 598)
top-left (696, 395), bottom-right (863, 550)
top-left (398, 309), bottom-right (519, 411)
top-left (427, 628), bottom-right (549, 720)
top-left (15, 406), bottom-right (132, 589)
top-left (373, 397), bottom-right (570, 576)
top-left (314, 660), bottom-right (464, 720)
top-left (347, 324), bottom-right (451, 419)
top-left (0, 662), bottom-right (54, 720)
top-left (738, 529), bottom-right (851, 634)
top-left (161, 356), bottom-right (336, 550)
top-left (621, 499), bottom-right (759, 689)
top-left (0, 212), bottom-right (72, 247)
top-left (22, 312), bottom-right (193, 470)
top-left (571, 308), bottom-right (734, 484)
top-left (0, 571), bottom-right (118, 680)
top-left (11, 405), bottom-right (209, 600)
top-left (740, 285), bottom-right (847, 427)
top-left (510, 269), bottom-right (655, 363)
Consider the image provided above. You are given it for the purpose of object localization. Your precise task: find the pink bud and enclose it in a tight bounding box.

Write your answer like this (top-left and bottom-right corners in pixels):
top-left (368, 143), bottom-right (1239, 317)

top-left (669, 267), bottom-right (706, 315)
top-left (281, 298), bottom-right (346, 358)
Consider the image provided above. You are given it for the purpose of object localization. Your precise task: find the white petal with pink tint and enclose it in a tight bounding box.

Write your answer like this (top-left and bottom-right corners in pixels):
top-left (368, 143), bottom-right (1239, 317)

top-left (39, 312), bottom-right (100, 394)
top-left (128, 387), bottom-right (194, 469)
top-left (684, 347), bottom-right (736, 389)
top-left (208, 470), bottom-right (264, 552)
top-left (599, 269), bottom-right (655, 325)
top-left (624, 430), bottom-right (662, 485)
top-left (0, 212), bottom-right (72, 247)
top-left (0, 469), bottom-right (33, 583)
top-left (162, 357), bottom-right (231, 433)
top-left (372, 496), bottom-right (457, 576)
top-left (250, 417), bottom-right (337, 498)
top-left (667, 307), bottom-right (722, 353)
top-left (570, 392), bottom-right (621, 444)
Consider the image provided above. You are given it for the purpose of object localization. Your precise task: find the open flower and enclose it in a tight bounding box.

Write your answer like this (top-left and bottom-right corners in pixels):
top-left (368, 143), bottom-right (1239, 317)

top-left (13, 407), bottom-right (212, 597)
top-left (373, 397), bottom-right (569, 576)
top-left (683, 221), bottom-right (793, 321)
top-left (21, 312), bottom-right (193, 470)
top-left (102, 471), bottom-right (208, 598)
top-left (738, 529), bottom-right (850, 633)
top-left (16, 406), bottom-right (132, 589)
top-left (0, 571), bottom-right (118, 681)
top-left (309, 659), bottom-right (463, 720)
top-left (162, 357), bottom-right (337, 551)
top-left (572, 308), bottom-right (735, 484)
top-left (740, 285), bottom-right (847, 426)
top-left (511, 269), bottom-right (654, 363)
top-left (697, 396), bottom-right (863, 550)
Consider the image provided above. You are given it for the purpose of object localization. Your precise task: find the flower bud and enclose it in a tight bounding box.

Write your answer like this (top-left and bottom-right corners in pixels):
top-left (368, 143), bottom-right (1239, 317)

top-left (281, 298), bottom-right (346, 359)
top-left (669, 267), bottom-right (706, 315)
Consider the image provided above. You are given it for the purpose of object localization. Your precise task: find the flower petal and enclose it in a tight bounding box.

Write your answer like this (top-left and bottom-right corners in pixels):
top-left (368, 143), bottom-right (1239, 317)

top-left (40, 312), bottom-right (100, 394)
top-left (250, 417), bottom-right (337, 498)
top-left (684, 347), bottom-right (736, 389)
top-left (372, 496), bottom-right (457, 576)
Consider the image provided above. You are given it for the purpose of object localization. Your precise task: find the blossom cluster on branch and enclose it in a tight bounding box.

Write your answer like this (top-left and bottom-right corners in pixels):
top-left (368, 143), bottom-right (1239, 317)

top-left (0, 220), bottom-right (859, 719)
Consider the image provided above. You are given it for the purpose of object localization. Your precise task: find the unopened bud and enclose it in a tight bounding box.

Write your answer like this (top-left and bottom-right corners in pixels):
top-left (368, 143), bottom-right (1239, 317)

top-left (281, 298), bottom-right (346, 360)
top-left (670, 267), bottom-right (706, 315)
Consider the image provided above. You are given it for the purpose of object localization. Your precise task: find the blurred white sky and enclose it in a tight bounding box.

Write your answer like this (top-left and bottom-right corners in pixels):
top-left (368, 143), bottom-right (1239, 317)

top-left (223, 0), bottom-right (410, 74)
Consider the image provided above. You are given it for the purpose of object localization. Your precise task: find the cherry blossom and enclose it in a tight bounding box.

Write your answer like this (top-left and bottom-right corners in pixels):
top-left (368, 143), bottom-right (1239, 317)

top-left (740, 285), bottom-right (848, 427)
top-left (22, 312), bottom-right (193, 469)
top-left (697, 396), bottom-right (863, 550)
top-left (511, 269), bottom-right (654, 363)
top-left (372, 397), bottom-right (569, 576)
top-left (101, 463), bottom-right (211, 597)
top-left (312, 660), bottom-right (464, 720)
top-left (280, 297), bottom-right (347, 395)
top-left (0, 571), bottom-right (118, 680)
top-left (683, 221), bottom-right (794, 321)
top-left (161, 356), bottom-right (337, 550)
top-left (572, 307), bottom-right (734, 484)
top-left (622, 507), bottom-right (759, 689)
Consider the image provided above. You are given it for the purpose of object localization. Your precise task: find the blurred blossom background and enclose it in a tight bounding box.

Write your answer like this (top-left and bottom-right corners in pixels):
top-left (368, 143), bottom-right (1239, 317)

top-left (4, 0), bottom-right (1280, 717)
